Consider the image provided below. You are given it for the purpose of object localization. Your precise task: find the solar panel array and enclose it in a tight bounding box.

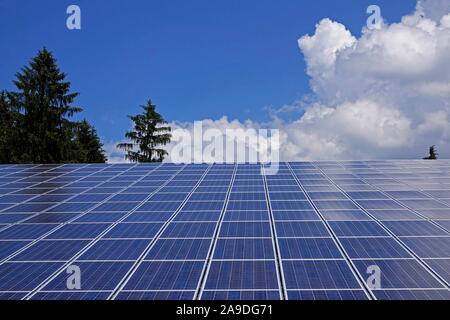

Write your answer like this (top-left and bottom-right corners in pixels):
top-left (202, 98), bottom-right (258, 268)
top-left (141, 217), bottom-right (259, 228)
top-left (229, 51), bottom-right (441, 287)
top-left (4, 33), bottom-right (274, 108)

top-left (0, 161), bottom-right (449, 300)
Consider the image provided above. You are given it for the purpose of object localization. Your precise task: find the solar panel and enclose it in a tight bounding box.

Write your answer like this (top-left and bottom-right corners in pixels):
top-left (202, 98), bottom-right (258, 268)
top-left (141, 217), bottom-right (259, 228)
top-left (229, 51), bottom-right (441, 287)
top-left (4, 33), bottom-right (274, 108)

top-left (0, 161), bottom-right (449, 300)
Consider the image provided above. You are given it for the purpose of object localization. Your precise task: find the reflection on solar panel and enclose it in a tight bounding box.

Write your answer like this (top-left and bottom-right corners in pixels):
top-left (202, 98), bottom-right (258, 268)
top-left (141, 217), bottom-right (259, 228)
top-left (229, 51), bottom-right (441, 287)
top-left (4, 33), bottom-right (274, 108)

top-left (0, 161), bottom-right (449, 301)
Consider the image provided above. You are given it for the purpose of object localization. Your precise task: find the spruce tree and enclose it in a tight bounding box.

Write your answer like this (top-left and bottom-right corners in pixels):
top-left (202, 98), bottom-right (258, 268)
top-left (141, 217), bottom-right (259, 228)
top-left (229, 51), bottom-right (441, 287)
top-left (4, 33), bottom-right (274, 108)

top-left (423, 145), bottom-right (438, 160)
top-left (117, 100), bottom-right (172, 163)
top-left (13, 48), bottom-right (82, 163)
top-left (72, 120), bottom-right (107, 163)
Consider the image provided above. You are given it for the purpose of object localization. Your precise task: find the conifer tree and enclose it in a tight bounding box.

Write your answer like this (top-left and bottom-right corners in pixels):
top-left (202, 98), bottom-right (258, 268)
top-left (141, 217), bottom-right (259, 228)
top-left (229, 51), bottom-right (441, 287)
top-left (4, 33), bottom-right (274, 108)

top-left (117, 100), bottom-right (172, 163)
top-left (423, 145), bottom-right (438, 160)
top-left (0, 91), bottom-right (22, 163)
top-left (13, 48), bottom-right (82, 163)
top-left (72, 120), bottom-right (108, 163)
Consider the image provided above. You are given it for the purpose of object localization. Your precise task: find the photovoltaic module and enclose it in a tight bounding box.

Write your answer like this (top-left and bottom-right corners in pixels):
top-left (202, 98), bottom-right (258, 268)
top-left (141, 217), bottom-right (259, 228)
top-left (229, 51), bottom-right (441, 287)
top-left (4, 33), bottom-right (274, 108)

top-left (0, 161), bottom-right (449, 300)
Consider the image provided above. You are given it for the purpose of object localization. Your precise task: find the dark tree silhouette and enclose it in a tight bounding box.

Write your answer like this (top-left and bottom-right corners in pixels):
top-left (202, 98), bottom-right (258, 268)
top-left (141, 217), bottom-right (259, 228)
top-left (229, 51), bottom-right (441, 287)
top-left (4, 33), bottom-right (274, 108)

top-left (71, 119), bottom-right (108, 163)
top-left (0, 91), bottom-right (22, 163)
top-left (423, 145), bottom-right (438, 160)
top-left (0, 48), bottom-right (107, 163)
top-left (13, 48), bottom-right (82, 163)
top-left (117, 100), bottom-right (172, 163)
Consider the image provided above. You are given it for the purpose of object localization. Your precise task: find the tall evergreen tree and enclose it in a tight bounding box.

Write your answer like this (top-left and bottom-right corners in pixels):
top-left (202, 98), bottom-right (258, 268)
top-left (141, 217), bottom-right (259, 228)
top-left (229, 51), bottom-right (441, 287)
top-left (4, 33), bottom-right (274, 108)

top-left (13, 48), bottom-right (82, 163)
top-left (423, 145), bottom-right (438, 160)
top-left (72, 120), bottom-right (107, 163)
top-left (117, 100), bottom-right (172, 163)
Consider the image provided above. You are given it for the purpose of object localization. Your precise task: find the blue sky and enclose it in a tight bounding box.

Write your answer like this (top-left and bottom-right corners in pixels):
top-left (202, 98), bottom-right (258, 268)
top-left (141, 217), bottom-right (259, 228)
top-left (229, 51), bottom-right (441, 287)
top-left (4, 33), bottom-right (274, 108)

top-left (0, 0), bottom-right (417, 145)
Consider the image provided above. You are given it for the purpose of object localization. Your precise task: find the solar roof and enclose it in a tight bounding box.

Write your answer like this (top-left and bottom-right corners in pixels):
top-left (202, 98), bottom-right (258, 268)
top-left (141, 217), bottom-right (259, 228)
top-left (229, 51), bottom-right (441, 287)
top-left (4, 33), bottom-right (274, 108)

top-left (0, 161), bottom-right (449, 300)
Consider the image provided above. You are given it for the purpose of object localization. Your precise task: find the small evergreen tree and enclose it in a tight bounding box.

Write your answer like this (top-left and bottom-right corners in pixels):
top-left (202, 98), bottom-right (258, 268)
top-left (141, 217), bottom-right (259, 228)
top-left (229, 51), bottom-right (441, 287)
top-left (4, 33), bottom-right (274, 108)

top-left (423, 145), bottom-right (438, 160)
top-left (117, 100), bottom-right (171, 163)
top-left (13, 48), bottom-right (82, 163)
top-left (72, 120), bottom-right (107, 163)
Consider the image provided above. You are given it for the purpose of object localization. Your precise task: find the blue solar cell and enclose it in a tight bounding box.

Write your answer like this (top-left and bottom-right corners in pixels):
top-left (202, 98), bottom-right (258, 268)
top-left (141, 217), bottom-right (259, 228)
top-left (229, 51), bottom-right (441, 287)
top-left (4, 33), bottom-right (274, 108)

top-left (267, 186), bottom-right (300, 192)
top-left (74, 212), bottom-right (126, 223)
top-left (0, 194), bottom-right (34, 203)
top-left (219, 222), bottom-right (271, 238)
top-left (93, 202), bottom-right (140, 212)
top-left (79, 239), bottom-right (151, 261)
top-left (202, 291), bottom-right (280, 300)
top-left (181, 201), bottom-right (224, 211)
top-left (124, 211), bottom-right (174, 222)
top-left (161, 222), bottom-right (216, 238)
top-left (47, 202), bottom-right (97, 213)
top-left (308, 192), bottom-right (348, 200)
top-left (116, 291), bottom-right (195, 300)
top-left (150, 193), bottom-right (189, 202)
top-left (278, 238), bottom-right (342, 259)
top-left (400, 199), bottom-right (449, 210)
top-left (191, 193), bottom-right (229, 201)
top-left (320, 210), bottom-right (372, 221)
top-left (145, 239), bottom-right (211, 260)
top-left (124, 261), bottom-right (204, 290)
top-left (402, 237), bottom-right (450, 258)
top-left (353, 259), bottom-right (444, 289)
top-left (45, 223), bottom-right (110, 240)
top-left (276, 222), bottom-right (329, 237)
top-left (383, 221), bottom-right (448, 237)
top-left (174, 211), bottom-right (221, 222)
top-left (43, 261), bottom-right (133, 291)
top-left (213, 239), bottom-right (274, 259)
top-left (271, 201), bottom-right (313, 211)
top-left (3, 203), bottom-right (55, 213)
top-left (368, 209), bottom-right (422, 220)
top-left (26, 212), bottom-right (79, 224)
top-left (223, 211), bottom-right (269, 221)
top-left (0, 262), bottom-right (63, 291)
top-left (386, 191), bottom-right (429, 199)
top-left (283, 260), bottom-right (361, 289)
top-left (340, 238), bottom-right (411, 259)
top-left (31, 291), bottom-right (111, 300)
top-left (11, 240), bottom-right (89, 261)
top-left (346, 192), bottom-right (389, 200)
top-left (373, 290), bottom-right (450, 300)
top-left (138, 201), bottom-right (182, 212)
top-left (0, 292), bottom-right (27, 300)
top-left (228, 193), bottom-right (265, 201)
top-left (425, 259), bottom-right (450, 284)
top-left (329, 221), bottom-right (389, 237)
top-left (416, 209), bottom-right (450, 219)
top-left (0, 224), bottom-right (58, 240)
top-left (313, 200), bottom-right (360, 210)
top-left (435, 220), bottom-right (450, 231)
top-left (0, 213), bottom-right (31, 224)
top-left (287, 290), bottom-right (368, 300)
top-left (356, 200), bottom-right (404, 210)
top-left (104, 223), bottom-right (163, 239)
top-left (227, 201), bottom-right (267, 211)
top-left (272, 210), bottom-right (320, 221)
top-left (425, 190), bottom-right (450, 198)
top-left (29, 195), bottom-right (73, 203)
top-left (205, 261), bottom-right (279, 290)
top-left (0, 241), bottom-right (29, 260)
top-left (268, 193), bottom-right (307, 201)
